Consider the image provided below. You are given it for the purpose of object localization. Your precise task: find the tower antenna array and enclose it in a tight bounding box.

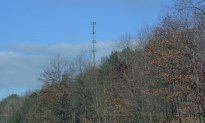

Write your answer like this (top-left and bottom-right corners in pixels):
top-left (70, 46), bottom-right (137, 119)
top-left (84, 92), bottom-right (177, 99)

top-left (91, 21), bottom-right (96, 67)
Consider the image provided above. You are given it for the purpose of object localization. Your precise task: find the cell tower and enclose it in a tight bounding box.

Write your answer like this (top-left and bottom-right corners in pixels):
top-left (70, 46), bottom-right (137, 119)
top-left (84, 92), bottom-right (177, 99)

top-left (91, 21), bottom-right (96, 67)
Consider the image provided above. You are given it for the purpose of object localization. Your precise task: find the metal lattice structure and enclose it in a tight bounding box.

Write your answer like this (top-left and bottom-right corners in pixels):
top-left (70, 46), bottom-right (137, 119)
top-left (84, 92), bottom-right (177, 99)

top-left (91, 21), bottom-right (96, 67)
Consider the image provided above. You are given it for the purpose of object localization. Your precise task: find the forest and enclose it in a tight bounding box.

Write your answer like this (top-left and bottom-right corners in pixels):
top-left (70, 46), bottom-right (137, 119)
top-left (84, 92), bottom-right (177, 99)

top-left (0, 0), bottom-right (205, 123)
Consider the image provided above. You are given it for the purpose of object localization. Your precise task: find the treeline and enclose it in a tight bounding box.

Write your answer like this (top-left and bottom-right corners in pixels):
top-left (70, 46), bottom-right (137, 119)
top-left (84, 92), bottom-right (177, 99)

top-left (1, 0), bottom-right (205, 123)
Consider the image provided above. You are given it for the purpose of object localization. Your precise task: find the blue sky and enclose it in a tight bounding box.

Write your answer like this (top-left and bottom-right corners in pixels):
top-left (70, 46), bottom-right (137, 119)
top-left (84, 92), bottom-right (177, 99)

top-left (0, 0), bottom-right (173, 100)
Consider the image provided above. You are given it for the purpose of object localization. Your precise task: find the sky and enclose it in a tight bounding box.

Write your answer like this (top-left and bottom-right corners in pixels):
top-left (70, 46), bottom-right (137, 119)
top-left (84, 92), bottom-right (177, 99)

top-left (0, 0), bottom-right (173, 100)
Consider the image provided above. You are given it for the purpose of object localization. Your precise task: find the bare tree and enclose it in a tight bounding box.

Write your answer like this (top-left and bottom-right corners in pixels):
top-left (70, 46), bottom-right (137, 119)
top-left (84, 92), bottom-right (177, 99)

top-left (175, 0), bottom-right (205, 15)
top-left (39, 54), bottom-right (69, 84)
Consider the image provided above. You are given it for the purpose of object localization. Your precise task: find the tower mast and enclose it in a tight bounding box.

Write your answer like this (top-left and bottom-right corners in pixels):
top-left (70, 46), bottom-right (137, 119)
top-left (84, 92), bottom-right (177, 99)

top-left (91, 21), bottom-right (96, 67)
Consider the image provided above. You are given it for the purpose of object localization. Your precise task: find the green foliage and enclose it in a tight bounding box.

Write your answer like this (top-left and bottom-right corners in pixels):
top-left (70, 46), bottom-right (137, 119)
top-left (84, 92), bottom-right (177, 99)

top-left (8, 111), bottom-right (22, 123)
top-left (0, 94), bottom-right (23, 123)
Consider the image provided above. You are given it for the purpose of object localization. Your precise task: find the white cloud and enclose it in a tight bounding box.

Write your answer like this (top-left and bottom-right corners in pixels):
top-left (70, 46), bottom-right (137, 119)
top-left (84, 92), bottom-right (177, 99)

top-left (8, 42), bottom-right (113, 59)
top-left (0, 51), bottom-right (21, 59)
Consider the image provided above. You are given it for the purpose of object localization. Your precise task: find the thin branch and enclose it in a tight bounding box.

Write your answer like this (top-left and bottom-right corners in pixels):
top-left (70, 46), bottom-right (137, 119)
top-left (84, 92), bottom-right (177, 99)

top-left (178, 6), bottom-right (205, 15)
